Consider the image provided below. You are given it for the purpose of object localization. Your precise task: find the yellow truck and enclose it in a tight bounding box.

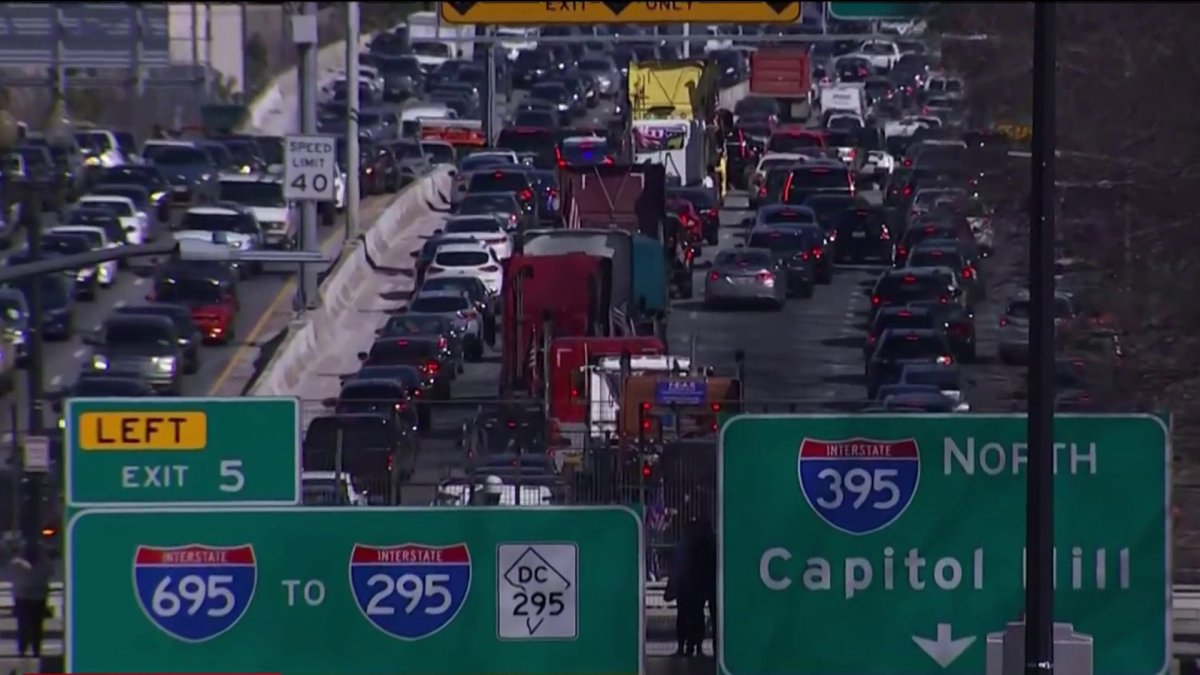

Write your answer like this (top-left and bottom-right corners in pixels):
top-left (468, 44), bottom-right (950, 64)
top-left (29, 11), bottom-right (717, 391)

top-left (627, 60), bottom-right (719, 187)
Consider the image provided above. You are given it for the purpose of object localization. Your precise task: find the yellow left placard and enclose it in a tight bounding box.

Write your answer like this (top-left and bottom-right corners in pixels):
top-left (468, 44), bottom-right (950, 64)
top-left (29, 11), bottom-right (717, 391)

top-left (77, 412), bottom-right (208, 451)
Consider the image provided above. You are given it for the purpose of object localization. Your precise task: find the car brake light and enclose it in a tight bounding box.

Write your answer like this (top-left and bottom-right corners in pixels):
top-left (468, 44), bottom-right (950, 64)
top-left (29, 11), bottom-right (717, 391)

top-left (506, 419), bottom-right (517, 429)
top-left (709, 271), bottom-right (720, 281)
top-left (387, 455), bottom-right (393, 471)
top-left (425, 359), bottom-right (440, 374)
top-left (756, 271), bottom-right (774, 283)
top-left (811, 246), bottom-right (824, 258)
top-left (438, 336), bottom-right (447, 349)
top-left (396, 339), bottom-right (409, 345)
top-left (962, 266), bottom-right (974, 279)
top-left (602, 156), bottom-right (614, 164)
top-left (903, 159), bottom-right (913, 168)
top-left (999, 317), bottom-right (1008, 327)
top-left (557, 158), bottom-right (567, 167)
top-left (939, 295), bottom-right (950, 304)
top-left (494, 171), bottom-right (505, 178)
top-left (896, 246), bottom-right (907, 257)
top-left (902, 275), bottom-right (917, 283)
top-left (880, 227), bottom-right (891, 240)
top-left (897, 310), bottom-right (912, 317)
top-left (706, 208), bottom-right (719, 218)
top-left (520, 188), bottom-right (533, 201)
top-left (871, 295), bottom-right (881, 306)
top-left (758, 185), bottom-right (768, 197)
top-left (937, 355), bottom-right (954, 365)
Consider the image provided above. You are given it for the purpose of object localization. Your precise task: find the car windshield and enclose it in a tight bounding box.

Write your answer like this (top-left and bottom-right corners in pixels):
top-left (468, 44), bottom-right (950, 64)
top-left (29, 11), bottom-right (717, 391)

top-left (181, 212), bottom-right (257, 234)
top-left (93, 186), bottom-right (146, 206)
top-left (42, 235), bottom-right (91, 255)
top-left (762, 208), bottom-right (815, 225)
top-left (461, 155), bottom-right (511, 172)
top-left (876, 274), bottom-right (951, 301)
top-left (219, 181), bottom-right (285, 207)
top-left (468, 171), bottom-right (528, 193)
top-left (769, 134), bottom-right (822, 152)
top-left (155, 278), bottom-right (224, 304)
top-left (369, 340), bottom-right (435, 363)
top-left (148, 146), bottom-right (209, 165)
top-left (76, 131), bottom-right (113, 152)
top-left (435, 250), bottom-right (490, 266)
top-left (749, 229), bottom-right (818, 250)
top-left (879, 332), bottom-right (946, 358)
top-left (105, 322), bottom-right (173, 347)
top-left (104, 167), bottom-right (165, 186)
top-left (460, 195), bottom-right (516, 214)
top-left (421, 278), bottom-right (479, 296)
top-left (874, 312), bottom-right (936, 334)
top-left (714, 250), bottom-right (773, 267)
top-left (512, 111), bottom-right (556, 128)
top-left (82, 199), bottom-right (132, 217)
top-left (909, 249), bottom-right (965, 269)
top-left (409, 296), bottom-right (470, 313)
top-left (412, 41), bottom-right (450, 57)
top-left (357, 366), bottom-right (422, 387)
top-left (530, 84), bottom-right (567, 102)
top-left (905, 367), bottom-right (960, 389)
top-left (560, 139), bottom-right (609, 163)
top-left (446, 219), bottom-right (500, 234)
top-left (861, 42), bottom-right (894, 55)
top-left (383, 316), bottom-right (448, 336)
top-left (341, 383), bottom-right (405, 401)
top-left (790, 167), bottom-right (848, 189)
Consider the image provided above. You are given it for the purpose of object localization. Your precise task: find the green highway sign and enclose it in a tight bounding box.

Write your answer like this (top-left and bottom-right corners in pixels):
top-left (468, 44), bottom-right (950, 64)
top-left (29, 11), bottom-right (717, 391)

top-left (65, 397), bottom-right (301, 507)
top-left (67, 506), bottom-right (643, 675)
top-left (719, 414), bottom-right (1170, 675)
top-left (828, 2), bottom-right (925, 20)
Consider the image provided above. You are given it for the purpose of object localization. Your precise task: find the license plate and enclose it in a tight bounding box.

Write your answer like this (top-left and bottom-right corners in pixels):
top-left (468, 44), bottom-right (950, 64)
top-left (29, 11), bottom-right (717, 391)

top-left (851, 231), bottom-right (867, 239)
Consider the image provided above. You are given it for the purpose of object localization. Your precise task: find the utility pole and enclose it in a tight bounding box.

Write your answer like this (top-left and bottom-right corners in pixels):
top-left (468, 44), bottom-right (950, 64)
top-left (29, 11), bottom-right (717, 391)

top-left (293, 2), bottom-right (320, 310)
top-left (345, 1), bottom-right (360, 244)
top-left (1024, 4), bottom-right (1057, 675)
top-left (484, 26), bottom-right (497, 145)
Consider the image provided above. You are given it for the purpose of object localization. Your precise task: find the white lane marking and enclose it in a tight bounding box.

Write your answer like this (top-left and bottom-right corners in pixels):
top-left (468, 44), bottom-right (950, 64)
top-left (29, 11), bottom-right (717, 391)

top-left (133, 277), bottom-right (144, 287)
top-left (49, 375), bottom-right (62, 388)
top-left (72, 348), bottom-right (85, 359)
top-left (114, 300), bottom-right (126, 308)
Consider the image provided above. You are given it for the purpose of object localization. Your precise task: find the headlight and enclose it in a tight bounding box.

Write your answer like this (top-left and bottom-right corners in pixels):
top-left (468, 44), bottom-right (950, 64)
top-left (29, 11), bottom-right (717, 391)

top-left (152, 356), bottom-right (176, 372)
top-left (150, 191), bottom-right (166, 201)
top-left (76, 267), bottom-right (95, 281)
top-left (84, 156), bottom-right (101, 167)
top-left (92, 355), bottom-right (109, 370)
top-left (230, 240), bottom-right (244, 249)
top-left (10, 330), bottom-right (25, 345)
top-left (200, 173), bottom-right (212, 181)
top-left (239, 165), bottom-right (252, 174)
top-left (557, 103), bottom-right (569, 111)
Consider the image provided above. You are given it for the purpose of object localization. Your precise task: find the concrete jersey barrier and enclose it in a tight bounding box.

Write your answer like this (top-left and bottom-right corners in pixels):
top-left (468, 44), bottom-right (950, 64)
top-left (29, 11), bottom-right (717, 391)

top-left (250, 168), bottom-right (451, 397)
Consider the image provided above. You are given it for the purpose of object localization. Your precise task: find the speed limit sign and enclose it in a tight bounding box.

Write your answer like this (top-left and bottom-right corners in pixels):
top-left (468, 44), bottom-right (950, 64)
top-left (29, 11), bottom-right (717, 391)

top-left (284, 134), bottom-right (337, 201)
top-left (496, 543), bottom-right (577, 640)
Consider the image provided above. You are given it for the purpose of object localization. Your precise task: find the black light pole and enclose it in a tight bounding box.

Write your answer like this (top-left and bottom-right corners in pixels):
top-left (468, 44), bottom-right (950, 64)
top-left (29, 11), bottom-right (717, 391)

top-left (1025, 3), bottom-right (1057, 675)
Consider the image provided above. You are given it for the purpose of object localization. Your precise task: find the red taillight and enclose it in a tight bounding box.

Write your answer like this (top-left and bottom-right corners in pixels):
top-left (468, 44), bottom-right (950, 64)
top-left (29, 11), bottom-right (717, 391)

top-left (506, 419), bottom-right (517, 429)
top-left (903, 159), bottom-right (913, 169)
top-left (880, 227), bottom-right (891, 241)
top-left (897, 310), bottom-right (913, 317)
top-left (706, 208), bottom-right (719, 218)
top-left (709, 271), bottom-right (720, 281)
top-left (999, 317), bottom-right (1008, 327)
top-left (642, 462), bottom-right (652, 478)
top-left (866, 334), bottom-right (877, 345)
top-left (641, 419), bottom-right (652, 431)
top-left (556, 158), bottom-right (567, 167)
top-left (938, 295), bottom-right (950, 305)
top-left (758, 185), bottom-right (768, 197)
top-left (425, 359), bottom-right (440, 374)
top-left (810, 246), bottom-right (824, 258)
top-left (520, 188), bottom-right (533, 201)
top-left (871, 295), bottom-right (881, 306)
top-left (387, 455), bottom-right (393, 471)
top-left (962, 266), bottom-right (975, 279)
top-left (602, 156), bottom-right (614, 164)
top-left (756, 271), bottom-right (774, 283)
top-left (902, 275), bottom-right (918, 283)
top-left (948, 324), bottom-right (971, 336)
top-left (438, 336), bottom-right (447, 349)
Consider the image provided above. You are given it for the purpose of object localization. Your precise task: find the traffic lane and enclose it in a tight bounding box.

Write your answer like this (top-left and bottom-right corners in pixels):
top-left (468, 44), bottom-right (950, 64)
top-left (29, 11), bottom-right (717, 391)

top-left (670, 205), bottom-right (877, 410)
top-left (504, 90), bottom-right (617, 129)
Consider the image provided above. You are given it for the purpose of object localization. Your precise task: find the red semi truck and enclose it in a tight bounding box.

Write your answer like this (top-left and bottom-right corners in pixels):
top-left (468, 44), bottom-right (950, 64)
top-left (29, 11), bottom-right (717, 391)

top-left (558, 163), bottom-right (666, 238)
top-left (750, 47), bottom-right (813, 121)
top-left (499, 253), bottom-right (613, 396)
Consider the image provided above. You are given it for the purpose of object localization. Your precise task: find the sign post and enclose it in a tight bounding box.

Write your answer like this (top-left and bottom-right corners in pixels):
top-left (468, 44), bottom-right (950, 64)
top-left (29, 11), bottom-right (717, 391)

top-left (440, 1), bottom-right (802, 25)
top-left (67, 506), bottom-right (643, 675)
top-left (718, 413), bottom-right (1170, 675)
top-left (65, 397), bottom-right (301, 507)
top-left (827, 2), bottom-right (925, 20)
top-left (284, 134), bottom-right (338, 201)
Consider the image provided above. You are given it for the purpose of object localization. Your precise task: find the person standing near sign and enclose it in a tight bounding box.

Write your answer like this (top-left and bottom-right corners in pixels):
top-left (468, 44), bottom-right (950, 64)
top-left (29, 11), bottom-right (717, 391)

top-left (9, 542), bottom-right (51, 658)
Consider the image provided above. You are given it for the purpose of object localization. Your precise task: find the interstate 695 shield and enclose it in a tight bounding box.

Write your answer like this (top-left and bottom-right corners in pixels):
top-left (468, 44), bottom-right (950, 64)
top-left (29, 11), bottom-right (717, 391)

top-left (797, 437), bottom-right (920, 535)
top-left (132, 544), bottom-right (257, 642)
top-left (349, 543), bottom-right (472, 640)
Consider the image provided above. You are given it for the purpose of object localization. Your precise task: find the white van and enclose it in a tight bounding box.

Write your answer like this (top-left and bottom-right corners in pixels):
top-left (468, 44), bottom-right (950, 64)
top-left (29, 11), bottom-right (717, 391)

top-left (819, 84), bottom-right (867, 118)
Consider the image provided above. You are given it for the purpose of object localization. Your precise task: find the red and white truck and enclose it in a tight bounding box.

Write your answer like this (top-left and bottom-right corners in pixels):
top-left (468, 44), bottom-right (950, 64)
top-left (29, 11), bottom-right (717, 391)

top-left (750, 47), bottom-right (813, 121)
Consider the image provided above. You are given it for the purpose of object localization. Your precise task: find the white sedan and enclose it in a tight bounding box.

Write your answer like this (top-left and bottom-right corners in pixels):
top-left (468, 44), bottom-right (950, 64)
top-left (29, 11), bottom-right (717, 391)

top-left (47, 225), bottom-right (118, 287)
top-left (76, 194), bottom-right (148, 244)
top-left (442, 214), bottom-right (513, 261)
top-left (855, 40), bottom-right (901, 72)
top-left (425, 242), bottom-right (503, 295)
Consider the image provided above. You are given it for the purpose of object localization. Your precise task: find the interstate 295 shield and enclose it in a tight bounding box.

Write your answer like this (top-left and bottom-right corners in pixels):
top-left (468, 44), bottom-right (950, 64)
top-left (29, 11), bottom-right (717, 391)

top-left (797, 437), bottom-right (920, 535)
top-left (349, 543), bottom-right (472, 640)
top-left (133, 544), bottom-right (257, 642)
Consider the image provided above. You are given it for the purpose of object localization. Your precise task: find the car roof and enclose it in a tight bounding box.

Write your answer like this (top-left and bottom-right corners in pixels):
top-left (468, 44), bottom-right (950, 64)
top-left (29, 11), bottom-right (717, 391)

top-left (434, 242), bottom-right (491, 254)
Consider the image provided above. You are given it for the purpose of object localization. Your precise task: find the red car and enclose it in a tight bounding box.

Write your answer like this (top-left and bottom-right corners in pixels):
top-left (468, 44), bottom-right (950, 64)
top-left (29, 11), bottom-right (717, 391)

top-left (149, 274), bottom-right (238, 344)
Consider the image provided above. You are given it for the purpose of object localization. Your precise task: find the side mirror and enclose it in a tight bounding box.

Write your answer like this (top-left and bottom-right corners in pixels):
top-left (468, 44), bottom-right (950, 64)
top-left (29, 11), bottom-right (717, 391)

top-left (321, 397), bottom-right (337, 408)
top-left (356, 351), bottom-right (368, 361)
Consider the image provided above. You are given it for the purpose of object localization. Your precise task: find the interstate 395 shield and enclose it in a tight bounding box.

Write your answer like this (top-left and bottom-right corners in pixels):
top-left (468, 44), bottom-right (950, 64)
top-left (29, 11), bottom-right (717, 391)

top-left (349, 543), bottom-right (472, 640)
top-left (797, 437), bottom-right (920, 535)
top-left (133, 544), bottom-right (258, 642)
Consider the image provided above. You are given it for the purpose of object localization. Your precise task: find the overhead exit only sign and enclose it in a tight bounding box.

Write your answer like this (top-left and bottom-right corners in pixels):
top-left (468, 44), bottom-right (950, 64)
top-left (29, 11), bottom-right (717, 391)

top-left (440, 1), bottom-right (802, 25)
top-left (719, 413), bottom-right (1170, 675)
